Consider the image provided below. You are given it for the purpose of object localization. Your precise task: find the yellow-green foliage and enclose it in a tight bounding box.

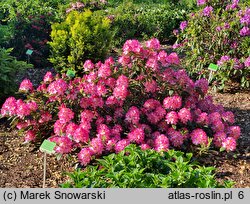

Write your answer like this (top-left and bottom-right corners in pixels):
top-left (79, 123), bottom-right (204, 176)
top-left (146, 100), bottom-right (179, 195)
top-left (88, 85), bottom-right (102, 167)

top-left (49, 10), bottom-right (113, 73)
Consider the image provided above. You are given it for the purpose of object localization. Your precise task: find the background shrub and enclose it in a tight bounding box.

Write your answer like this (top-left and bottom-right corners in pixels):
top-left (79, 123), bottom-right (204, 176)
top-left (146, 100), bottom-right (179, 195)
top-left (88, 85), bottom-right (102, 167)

top-left (0, 47), bottom-right (32, 103)
top-left (174, 0), bottom-right (250, 90)
top-left (107, 1), bottom-right (187, 46)
top-left (49, 9), bottom-right (114, 73)
top-left (61, 145), bottom-right (233, 188)
top-left (0, 0), bottom-right (70, 67)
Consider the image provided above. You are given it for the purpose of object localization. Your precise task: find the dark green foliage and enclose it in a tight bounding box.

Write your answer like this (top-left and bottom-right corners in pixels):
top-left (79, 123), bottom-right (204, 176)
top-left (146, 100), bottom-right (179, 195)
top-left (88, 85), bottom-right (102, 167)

top-left (0, 0), bottom-right (70, 67)
top-left (107, 2), bottom-right (187, 46)
top-left (0, 47), bottom-right (33, 102)
top-left (60, 145), bottom-right (233, 188)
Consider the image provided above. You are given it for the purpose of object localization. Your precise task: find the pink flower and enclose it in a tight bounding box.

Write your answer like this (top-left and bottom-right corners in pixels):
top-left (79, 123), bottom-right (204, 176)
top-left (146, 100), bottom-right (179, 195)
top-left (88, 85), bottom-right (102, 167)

top-left (80, 97), bottom-right (90, 108)
top-left (58, 105), bottom-right (74, 123)
top-left (163, 95), bottom-right (182, 110)
top-left (123, 39), bottom-right (143, 55)
top-left (80, 110), bottom-right (94, 123)
top-left (190, 129), bottom-right (208, 145)
top-left (83, 60), bottom-right (95, 72)
top-left (145, 38), bottom-right (160, 50)
top-left (78, 148), bottom-right (92, 166)
top-left (37, 84), bottom-right (46, 92)
top-left (16, 121), bottom-right (29, 130)
top-left (154, 106), bottom-right (166, 121)
top-left (165, 111), bottom-right (179, 125)
top-left (166, 53), bottom-right (180, 65)
top-left (105, 77), bottom-right (116, 89)
top-left (84, 72), bottom-right (97, 83)
top-left (115, 139), bottom-right (130, 153)
top-left (43, 72), bottom-right (53, 83)
top-left (217, 55), bottom-right (231, 66)
top-left (213, 132), bottom-right (226, 147)
top-left (105, 57), bottom-right (115, 66)
top-left (54, 137), bottom-right (73, 154)
top-left (73, 127), bottom-right (89, 143)
top-left (16, 100), bottom-right (31, 118)
top-left (19, 79), bottom-right (33, 92)
top-left (114, 108), bottom-right (124, 120)
top-left (172, 43), bottom-right (182, 49)
top-left (154, 134), bottom-right (169, 152)
top-left (168, 130), bottom-right (184, 147)
top-left (196, 112), bottom-right (209, 126)
top-left (106, 96), bottom-right (119, 106)
top-left (26, 101), bottom-right (38, 112)
top-left (39, 112), bottom-right (52, 123)
top-left (90, 138), bottom-right (104, 155)
top-left (66, 122), bottom-right (78, 137)
top-left (203, 6), bottom-right (213, 17)
top-left (178, 108), bottom-right (192, 124)
top-left (116, 75), bottom-right (129, 87)
top-left (96, 83), bottom-right (107, 96)
top-left (111, 124), bottom-right (123, 136)
top-left (24, 130), bottom-right (36, 142)
top-left (222, 137), bottom-right (236, 151)
top-left (244, 56), bottom-right (250, 67)
top-left (140, 143), bottom-right (151, 150)
top-left (147, 112), bottom-right (160, 124)
top-left (118, 55), bottom-right (131, 66)
top-left (54, 120), bottom-right (67, 135)
top-left (180, 21), bottom-right (188, 31)
top-left (208, 112), bottom-right (221, 124)
top-left (143, 99), bottom-right (161, 112)
top-left (221, 111), bottom-right (235, 124)
top-left (197, 0), bottom-right (206, 6)
top-left (89, 95), bottom-right (104, 109)
top-left (106, 138), bottom-right (117, 151)
top-left (240, 26), bottom-right (250, 36)
top-left (127, 128), bottom-right (145, 144)
top-left (47, 79), bottom-right (68, 96)
top-left (158, 50), bottom-right (168, 66)
top-left (211, 120), bottom-right (225, 133)
top-left (144, 80), bottom-right (158, 93)
top-left (146, 57), bottom-right (159, 71)
top-left (1, 97), bottom-right (17, 116)
top-left (98, 63), bottom-right (111, 78)
top-left (97, 124), bottom-right (111, 142)
top-left (113, 86), bottom-right (128, 100)
top-left (227, 126), bottom-right (241, 140)
top-left (195, 78), bottom-right (208, 94)
top-left (125, 106), bottom-right (140, 125)
top-left (80, 120), bottom-right (92, 131)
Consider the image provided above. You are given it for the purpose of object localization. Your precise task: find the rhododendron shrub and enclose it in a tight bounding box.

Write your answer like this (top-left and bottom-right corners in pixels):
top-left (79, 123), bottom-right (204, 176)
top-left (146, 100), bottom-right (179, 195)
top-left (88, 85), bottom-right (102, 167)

top-left (1, 38), bottom-right (241, 166)
top-left (174, 0), bottom-right (250, 90)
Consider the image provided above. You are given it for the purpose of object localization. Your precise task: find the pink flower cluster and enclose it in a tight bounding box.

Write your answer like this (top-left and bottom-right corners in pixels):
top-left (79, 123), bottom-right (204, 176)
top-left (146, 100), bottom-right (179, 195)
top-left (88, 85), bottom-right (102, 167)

top-left (1, 38), bottom-right (241, 166)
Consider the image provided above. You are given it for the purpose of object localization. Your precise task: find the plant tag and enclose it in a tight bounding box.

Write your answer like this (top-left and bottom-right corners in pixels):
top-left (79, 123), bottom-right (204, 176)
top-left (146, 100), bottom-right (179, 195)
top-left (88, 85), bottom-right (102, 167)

top-left (208, 63), bottom-right (218, 71)
top-left (40, 140), bottom-right (56, 154)
top-left (26, 49), bottom-right (33, 55)
top-left (66, 69), bottom-right (76, 78)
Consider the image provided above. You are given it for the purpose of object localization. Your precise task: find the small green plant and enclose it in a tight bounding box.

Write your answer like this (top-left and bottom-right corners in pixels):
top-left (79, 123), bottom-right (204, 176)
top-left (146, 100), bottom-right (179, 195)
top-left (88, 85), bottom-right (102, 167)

top-left (60, 145), bottom-right (233, 188)
top-left (49, 9), bottom-right (114, 74)
top-left (0, 47), bottom-right (32, 102)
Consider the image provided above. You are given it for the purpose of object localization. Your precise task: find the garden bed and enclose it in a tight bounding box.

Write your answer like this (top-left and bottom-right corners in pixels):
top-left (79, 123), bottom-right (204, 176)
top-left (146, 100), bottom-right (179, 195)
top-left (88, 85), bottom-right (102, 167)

top-left (0, 90), bottom-right (249, 188)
